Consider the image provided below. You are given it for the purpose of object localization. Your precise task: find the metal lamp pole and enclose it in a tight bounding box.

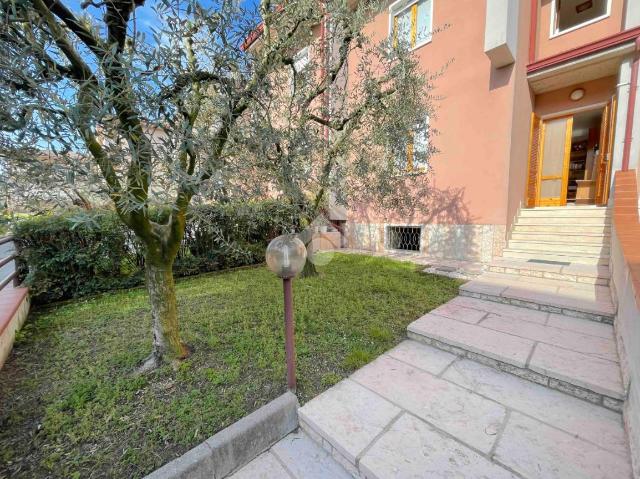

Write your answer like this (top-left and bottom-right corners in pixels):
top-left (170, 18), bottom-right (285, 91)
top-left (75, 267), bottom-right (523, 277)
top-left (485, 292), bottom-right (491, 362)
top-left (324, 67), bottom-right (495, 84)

top-left (266, 234), bottom-right (307, 394)
top-left (282, 276), bottom-right (296, 392)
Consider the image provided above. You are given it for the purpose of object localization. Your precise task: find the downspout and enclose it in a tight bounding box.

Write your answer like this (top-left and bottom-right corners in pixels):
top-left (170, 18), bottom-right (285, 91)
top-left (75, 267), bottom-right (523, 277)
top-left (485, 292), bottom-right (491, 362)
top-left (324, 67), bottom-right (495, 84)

top-left (528, 0), bottom-right (538, 64)
top-left (622, 37), bottom-right (640, 171)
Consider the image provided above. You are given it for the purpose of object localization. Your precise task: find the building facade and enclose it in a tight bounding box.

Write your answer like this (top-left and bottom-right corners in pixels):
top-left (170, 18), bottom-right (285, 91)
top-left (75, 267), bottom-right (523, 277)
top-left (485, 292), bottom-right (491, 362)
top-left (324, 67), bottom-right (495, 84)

top-left (339, 0), bottom-right (640, 264)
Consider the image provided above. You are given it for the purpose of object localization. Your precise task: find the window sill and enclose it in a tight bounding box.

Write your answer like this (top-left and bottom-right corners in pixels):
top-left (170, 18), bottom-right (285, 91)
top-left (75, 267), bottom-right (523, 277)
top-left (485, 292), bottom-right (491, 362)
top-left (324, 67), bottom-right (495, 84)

top-left (549, 13), bottom-right (611, 39)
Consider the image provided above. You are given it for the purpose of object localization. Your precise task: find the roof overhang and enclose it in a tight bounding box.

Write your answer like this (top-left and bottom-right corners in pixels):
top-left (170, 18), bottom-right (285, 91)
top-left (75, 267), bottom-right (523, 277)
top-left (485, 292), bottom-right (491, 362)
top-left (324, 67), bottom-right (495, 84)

top-left (527, 26), bottom-right (640, 94)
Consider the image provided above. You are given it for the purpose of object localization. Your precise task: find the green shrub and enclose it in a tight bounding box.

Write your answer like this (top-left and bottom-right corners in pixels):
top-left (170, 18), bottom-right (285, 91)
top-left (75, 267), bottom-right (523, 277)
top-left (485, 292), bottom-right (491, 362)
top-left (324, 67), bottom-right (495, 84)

top-left (14, 200), bottom-right (299, 304)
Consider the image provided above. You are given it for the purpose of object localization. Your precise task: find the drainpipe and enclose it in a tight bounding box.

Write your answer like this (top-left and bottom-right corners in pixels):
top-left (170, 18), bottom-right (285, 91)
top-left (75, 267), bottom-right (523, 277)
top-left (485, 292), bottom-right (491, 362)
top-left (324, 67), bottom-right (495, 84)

top-left (622, 37), bottom-right (640, 171)
top-left (528, 0), bottom-right (538, 64)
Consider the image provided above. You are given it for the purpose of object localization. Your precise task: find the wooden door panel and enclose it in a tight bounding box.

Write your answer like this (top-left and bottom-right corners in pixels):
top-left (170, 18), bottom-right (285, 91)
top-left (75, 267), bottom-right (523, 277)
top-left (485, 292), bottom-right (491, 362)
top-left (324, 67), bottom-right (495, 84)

top-left (537, 116), bottom-right (573, 206)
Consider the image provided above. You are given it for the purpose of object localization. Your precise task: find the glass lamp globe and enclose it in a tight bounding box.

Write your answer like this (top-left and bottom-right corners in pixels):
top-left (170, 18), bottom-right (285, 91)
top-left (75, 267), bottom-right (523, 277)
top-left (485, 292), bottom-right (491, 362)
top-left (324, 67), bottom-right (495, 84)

top-left (266, 234), bottom-right (308, 278)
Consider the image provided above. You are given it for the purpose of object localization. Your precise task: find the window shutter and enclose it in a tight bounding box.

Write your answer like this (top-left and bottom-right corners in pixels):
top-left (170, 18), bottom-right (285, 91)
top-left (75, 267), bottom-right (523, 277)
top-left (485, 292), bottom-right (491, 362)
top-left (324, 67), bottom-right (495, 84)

top-left (526, 113), bottom-right (542, 207)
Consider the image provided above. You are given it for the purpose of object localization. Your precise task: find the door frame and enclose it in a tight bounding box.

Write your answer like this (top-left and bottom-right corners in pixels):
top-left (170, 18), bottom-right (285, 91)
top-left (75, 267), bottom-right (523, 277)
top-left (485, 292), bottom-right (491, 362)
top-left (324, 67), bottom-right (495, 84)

top-left (536, 114), bottom-right (574, 207)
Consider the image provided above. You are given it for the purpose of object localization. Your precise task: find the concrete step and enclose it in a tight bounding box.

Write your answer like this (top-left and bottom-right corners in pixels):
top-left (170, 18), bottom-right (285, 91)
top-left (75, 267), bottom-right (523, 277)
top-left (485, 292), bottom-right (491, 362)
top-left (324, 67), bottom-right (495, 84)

top-left (513, 224), bottom-right (611, 234)
top-left (459, 272), bottom-right (615, 322)
top-left (519, 207), bottom-right (611, 218)
top-left (488, 259), bottom-right (610, 286)
top-left (407, 297), bottom-right (624, 410)
top-left (515, 216), bottom-right (612, 225)
top-left (299, 339), bottom-right (631, 479)
top-left (510, 232), bottom-right (610, 244)
top-left (507, 240), bottom-right (610, 255)
top-left (502, 249), bottom-right (610, 265)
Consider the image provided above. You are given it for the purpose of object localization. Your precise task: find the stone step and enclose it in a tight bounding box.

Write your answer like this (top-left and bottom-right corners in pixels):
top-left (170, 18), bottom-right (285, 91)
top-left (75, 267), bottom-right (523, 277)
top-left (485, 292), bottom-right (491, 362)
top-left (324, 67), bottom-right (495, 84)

top-left (407, 297), bottom-right (624, 409)
top-left (513, 224), bottom-right (611, 234)
top-left (502, 249), bottom-right (610, 265)
top-left (510, 232), bottom-right (610, 244)
top-left (299, 339), bottom-right (631, 479)
top-left (516, 216), bottom-right (612, 225)
top-left (488, 259), bottom-right (610, 286)
top-left (507, 240), bottom-right (610, 255)
top-left (459, 272), bottom-right (615, 323)
top-left (519, 207), bottom-right (611, 218)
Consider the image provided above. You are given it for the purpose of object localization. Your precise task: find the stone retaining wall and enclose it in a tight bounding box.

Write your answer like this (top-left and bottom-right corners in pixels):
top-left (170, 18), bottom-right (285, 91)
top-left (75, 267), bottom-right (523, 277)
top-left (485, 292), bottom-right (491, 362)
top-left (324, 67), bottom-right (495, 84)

top-left (610, 170), bottom-right (640, 479)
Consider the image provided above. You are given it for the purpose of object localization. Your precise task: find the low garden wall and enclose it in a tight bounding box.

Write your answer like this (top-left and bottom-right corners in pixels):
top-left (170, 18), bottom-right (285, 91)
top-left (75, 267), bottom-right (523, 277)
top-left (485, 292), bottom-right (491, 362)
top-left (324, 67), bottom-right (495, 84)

top-left (610, 170), bottom-right (640, 478)
top-left (145, 392), bottom-right (298, 479)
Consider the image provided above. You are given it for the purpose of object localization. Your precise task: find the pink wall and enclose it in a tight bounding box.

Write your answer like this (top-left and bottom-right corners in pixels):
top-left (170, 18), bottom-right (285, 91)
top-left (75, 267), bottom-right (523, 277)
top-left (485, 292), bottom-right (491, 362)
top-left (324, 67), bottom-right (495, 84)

top-left (534, 76), bottom-right (617, 117)
top-left (349, 0), bottom-right (520, 226)
top-left (535, 0), bottom-right (624, 60)
top-left (506, 0), bottom-right (535, 231)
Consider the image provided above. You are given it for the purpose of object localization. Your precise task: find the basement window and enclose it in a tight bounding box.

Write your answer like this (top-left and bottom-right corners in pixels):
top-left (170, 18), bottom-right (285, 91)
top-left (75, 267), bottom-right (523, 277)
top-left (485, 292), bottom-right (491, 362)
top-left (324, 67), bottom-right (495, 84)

top-left (551, 0), bottom-right (610, 37)
top-left (387, 226), bottom-right (422, 252)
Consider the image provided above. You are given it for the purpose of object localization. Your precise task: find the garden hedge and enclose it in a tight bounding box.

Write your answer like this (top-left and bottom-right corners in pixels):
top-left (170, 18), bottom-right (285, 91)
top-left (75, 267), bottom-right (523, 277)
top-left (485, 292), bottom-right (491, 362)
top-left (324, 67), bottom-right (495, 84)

top-left (13, 201), bottom-right (299, 304)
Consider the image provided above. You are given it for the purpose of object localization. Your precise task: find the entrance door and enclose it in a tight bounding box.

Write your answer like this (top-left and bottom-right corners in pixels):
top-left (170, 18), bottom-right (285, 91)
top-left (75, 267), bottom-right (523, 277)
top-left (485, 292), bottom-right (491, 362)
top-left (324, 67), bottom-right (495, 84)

top-left (594, 96), bottom-right (616, 205)
top-left (537, 116), bottom-right (573, 206)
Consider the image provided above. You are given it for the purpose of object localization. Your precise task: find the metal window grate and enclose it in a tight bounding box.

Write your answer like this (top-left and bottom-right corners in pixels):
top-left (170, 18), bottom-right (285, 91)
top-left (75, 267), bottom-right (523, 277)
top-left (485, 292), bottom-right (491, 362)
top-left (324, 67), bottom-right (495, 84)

top-left (387, 226), bottom-right (421, 252)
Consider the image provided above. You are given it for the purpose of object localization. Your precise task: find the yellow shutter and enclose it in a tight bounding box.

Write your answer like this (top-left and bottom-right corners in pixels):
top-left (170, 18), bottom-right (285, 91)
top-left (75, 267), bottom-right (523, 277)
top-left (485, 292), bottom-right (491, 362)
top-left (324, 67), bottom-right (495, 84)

top-left (526, 113), bottom-right (542, 207)
top-left (410, 4), bottom-right (418, 48)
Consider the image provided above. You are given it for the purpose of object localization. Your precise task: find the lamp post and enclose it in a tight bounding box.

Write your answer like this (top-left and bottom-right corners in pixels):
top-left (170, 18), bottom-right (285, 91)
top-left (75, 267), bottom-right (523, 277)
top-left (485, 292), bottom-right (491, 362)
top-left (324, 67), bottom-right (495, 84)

top-left (265, 234), bottom-right (307, 393)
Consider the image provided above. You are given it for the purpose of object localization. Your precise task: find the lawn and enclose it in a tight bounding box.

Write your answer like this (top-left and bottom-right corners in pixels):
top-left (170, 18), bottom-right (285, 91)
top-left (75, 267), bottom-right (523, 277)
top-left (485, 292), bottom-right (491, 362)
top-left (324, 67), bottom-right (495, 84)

top-left (0, 253), bottom-right (460, 478)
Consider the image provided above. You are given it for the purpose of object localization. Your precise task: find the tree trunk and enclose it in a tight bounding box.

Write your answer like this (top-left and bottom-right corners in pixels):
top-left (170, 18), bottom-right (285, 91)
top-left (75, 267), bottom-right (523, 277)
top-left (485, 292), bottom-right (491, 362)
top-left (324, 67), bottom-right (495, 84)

top-left (300, 255), bottom-right (318, 278)
top-left (139, 259), bottom-right (189, 371)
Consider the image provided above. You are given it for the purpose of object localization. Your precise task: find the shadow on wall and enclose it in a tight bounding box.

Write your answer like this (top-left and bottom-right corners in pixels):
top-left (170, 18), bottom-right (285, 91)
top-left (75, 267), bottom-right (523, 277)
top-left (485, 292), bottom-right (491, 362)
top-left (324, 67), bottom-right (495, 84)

top-left (345, 178), bottom-right (496, 262)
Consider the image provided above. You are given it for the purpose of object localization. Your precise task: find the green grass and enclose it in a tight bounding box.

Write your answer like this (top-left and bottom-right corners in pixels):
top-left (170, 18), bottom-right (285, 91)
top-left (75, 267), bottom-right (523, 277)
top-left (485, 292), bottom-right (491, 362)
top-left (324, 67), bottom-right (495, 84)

top-left (0, 253), bottom-right (460, 478)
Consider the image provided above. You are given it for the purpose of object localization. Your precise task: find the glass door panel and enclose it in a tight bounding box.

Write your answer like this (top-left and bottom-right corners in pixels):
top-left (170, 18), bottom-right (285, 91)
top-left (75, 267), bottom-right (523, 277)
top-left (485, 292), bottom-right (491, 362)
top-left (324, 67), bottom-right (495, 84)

top-left (538, 116), bottom-right (572, 206)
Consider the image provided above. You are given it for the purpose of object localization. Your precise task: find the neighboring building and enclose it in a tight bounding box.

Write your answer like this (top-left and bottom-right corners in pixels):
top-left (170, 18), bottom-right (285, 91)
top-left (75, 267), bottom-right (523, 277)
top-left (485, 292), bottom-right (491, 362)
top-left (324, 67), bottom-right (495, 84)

top-left (337, 0), bottom-right (640, 264)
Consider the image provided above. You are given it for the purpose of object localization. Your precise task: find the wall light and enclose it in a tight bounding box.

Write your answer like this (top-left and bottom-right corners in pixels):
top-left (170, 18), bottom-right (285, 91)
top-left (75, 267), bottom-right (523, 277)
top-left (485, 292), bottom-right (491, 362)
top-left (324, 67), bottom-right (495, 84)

top-left (570, 88), bottom-right (586, 101)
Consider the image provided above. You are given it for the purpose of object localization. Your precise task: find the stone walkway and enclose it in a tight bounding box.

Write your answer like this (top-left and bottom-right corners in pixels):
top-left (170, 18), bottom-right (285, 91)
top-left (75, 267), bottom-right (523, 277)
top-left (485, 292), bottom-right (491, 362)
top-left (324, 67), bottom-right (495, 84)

top-left (408, 296), bottom-right (624, 408)
top-left (333, 248), bottom-right (485, 279)
top-left (298, 338), bottom-right (632, 479)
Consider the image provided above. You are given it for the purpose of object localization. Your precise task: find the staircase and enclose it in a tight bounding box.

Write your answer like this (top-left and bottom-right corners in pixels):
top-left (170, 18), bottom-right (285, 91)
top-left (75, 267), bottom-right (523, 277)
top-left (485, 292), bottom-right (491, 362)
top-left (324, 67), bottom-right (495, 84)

top-left (293, 206), bottom-right (631, 479)
top-left (501, 206), bottom-right (611, 265)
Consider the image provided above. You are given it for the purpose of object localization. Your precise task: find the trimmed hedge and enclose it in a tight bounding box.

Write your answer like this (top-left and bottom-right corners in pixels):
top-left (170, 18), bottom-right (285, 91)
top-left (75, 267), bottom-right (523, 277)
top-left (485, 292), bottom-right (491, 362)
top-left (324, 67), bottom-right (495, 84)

top-left (14, 201), bottom-right (298, 304)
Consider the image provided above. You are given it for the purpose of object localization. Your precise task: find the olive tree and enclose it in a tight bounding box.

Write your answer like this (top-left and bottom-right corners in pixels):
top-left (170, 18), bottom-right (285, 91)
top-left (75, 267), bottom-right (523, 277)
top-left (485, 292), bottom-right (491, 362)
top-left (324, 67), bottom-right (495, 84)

top-left (0, 0), bottom-right (435, 368)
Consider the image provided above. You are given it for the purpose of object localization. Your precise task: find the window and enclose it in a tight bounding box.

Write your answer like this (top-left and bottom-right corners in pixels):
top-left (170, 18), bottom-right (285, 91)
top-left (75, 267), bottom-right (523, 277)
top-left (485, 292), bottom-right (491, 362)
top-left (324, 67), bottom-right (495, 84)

top-left (398, 117), bottom-right (430, 172)
top-left (387, 226), bottom-right (422, 251)
top-left (389, 0), bottom-right (433, 50)
top-left (291, 46), bottom-right (310, 92)
top-left (551, 0), bottom-right (610, 36)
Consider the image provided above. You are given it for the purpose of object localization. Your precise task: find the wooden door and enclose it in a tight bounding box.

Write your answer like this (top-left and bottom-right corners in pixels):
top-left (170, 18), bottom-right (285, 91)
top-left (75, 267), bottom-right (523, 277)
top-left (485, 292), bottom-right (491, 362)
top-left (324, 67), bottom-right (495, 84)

top-left (595, 96), bottom-right (617, 205)
top-left (526, 113), bottom-right (541, 207)
top-left (537, 116), bottom-right (573, 206)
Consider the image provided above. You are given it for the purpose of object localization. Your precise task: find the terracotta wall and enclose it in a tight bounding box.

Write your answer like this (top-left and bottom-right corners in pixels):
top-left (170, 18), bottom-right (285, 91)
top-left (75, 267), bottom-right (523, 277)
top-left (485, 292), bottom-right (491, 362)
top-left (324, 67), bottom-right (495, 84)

top-left (535, 0), bottom-right (625, 60)
top-left (534, 75), bottom-right (618, 117)
top-left (348, 0), bottom-right (519, 226)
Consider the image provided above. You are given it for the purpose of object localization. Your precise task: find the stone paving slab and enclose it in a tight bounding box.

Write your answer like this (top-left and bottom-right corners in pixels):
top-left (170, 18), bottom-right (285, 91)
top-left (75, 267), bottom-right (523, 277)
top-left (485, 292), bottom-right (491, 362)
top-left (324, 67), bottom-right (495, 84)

top-left (449, 295), bottom-right (549, 324)
top-left (480, 314), bottom-right (618, 362)
top-left (494, 412), bottom-right (632, 479)
top-left (408, 313), bottom-right (534, 367)
top-left (443, 359), bottom-right (629, 458)
top-left (385, 339), bottom-right (457, 375)
top-left (270, 431), bottom-right (354, 479)
top-left (529, 343), bottom-right (625, 399)
top-left (359, 413), bottom-right (517, 479)
top-left (228, 451), bottom-right (291, 478)
top-left (351, 354), bottom-right (506, 454)
top-left (297, 379), bottom-right (400, 463)
top-left (547, 313), bottom-right (615, 339)
top-left (461, 272), bottom-right (616, 317)
top-left (228, 431), bottom-right (354, 479)
top-left (429, 302), bottom-right (488, 324)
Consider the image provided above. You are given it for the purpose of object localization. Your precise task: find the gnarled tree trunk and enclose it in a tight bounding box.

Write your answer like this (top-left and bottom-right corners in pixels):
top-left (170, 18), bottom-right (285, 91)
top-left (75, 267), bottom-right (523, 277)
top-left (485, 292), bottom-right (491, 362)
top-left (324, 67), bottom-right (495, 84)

top-left (139, 256), bottom-right (189, 371)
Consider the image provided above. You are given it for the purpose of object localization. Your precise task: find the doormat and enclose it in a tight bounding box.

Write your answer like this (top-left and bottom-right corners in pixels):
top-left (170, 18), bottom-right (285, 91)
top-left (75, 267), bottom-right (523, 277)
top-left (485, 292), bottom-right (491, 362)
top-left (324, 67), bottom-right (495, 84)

top-left (527, 259), bottom-right (570, 266)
